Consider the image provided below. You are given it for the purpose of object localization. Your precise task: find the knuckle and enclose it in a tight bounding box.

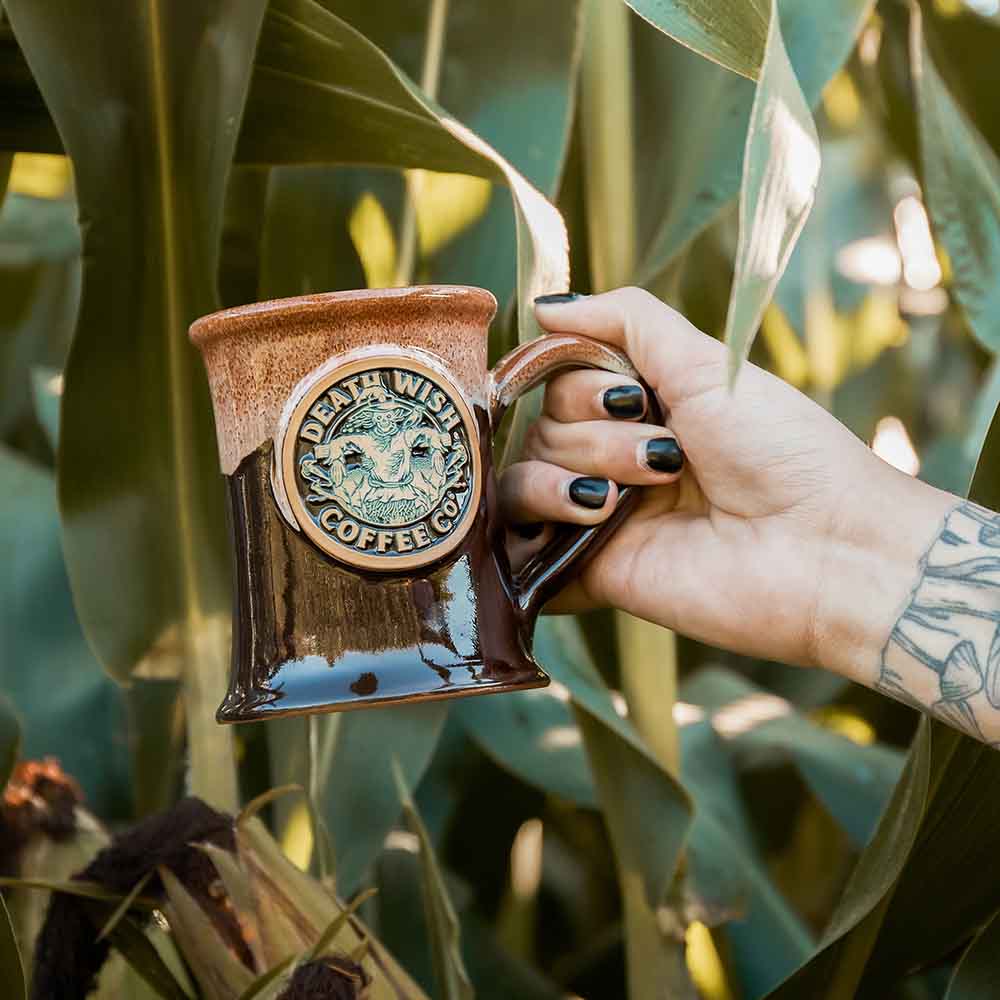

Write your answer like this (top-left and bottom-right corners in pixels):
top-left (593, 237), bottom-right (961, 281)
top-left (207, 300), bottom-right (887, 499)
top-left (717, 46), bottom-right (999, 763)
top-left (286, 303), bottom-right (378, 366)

top-left (545, 378), bottom-right (573, 416)
top-left (616, 285), bottom-right (658, 313)
top-left (521, 421), bottom-right (544, 458)
top-left (530, 417), bottom-right (560, 457)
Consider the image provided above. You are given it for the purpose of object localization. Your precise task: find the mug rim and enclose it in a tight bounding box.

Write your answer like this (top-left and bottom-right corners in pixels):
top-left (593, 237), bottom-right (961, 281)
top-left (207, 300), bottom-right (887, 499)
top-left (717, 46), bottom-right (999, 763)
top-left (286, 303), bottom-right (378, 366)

top-left (189, 284), bottom-right (498, 347)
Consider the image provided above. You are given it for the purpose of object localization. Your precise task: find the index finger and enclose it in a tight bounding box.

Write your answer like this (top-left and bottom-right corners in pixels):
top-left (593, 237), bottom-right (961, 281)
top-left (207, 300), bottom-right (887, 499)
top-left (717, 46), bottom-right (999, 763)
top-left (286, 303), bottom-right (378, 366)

top-left (534, 287), bottom-right (726, 404)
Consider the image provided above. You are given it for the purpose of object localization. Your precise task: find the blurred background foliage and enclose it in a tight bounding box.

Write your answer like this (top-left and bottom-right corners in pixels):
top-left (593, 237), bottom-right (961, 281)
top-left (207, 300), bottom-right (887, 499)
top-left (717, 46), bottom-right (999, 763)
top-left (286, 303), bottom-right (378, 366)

top-left (2, 0), bottom-right (1000, 997)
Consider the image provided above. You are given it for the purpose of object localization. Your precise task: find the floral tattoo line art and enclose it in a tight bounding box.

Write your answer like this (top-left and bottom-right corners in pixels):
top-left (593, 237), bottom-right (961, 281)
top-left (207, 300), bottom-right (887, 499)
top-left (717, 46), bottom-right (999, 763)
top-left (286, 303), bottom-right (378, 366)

top-left (879, 501), bottom-right (1000, 745)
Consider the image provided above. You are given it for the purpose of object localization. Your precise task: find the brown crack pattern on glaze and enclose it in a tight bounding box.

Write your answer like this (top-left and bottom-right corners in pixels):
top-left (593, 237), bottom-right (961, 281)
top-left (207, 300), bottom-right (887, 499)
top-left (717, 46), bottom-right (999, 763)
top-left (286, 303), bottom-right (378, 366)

top-left (190, 286), bottom-right (497, 474)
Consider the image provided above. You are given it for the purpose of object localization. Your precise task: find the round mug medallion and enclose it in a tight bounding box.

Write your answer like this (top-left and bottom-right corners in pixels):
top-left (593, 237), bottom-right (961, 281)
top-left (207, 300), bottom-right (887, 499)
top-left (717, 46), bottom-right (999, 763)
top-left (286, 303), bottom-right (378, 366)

top-left (277, 356), bottom-right (481, 571)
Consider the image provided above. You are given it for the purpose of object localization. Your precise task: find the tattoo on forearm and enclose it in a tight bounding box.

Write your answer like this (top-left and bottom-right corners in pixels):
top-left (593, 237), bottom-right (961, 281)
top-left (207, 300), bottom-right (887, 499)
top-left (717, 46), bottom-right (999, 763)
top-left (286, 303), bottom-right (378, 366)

top-left (878, 501), bottom-right (1000, 745)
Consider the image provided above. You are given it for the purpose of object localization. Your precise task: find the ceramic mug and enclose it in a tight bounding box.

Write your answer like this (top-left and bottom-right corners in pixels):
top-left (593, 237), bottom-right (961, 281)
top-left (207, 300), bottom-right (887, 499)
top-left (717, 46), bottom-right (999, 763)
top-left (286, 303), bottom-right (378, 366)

top-left (190, 286), bottom-right (650, 722)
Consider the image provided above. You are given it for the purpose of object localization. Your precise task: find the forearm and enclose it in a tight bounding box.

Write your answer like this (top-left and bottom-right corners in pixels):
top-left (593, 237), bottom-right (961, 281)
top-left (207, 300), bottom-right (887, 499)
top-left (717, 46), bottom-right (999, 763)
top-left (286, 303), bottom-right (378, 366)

top-left (814, 461), bottom-right (1000, 744)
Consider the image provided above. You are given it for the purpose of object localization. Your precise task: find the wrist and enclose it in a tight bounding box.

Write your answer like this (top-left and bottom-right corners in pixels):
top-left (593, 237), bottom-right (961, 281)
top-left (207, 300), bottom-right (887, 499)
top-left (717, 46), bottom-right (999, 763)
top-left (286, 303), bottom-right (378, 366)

top-left (809, 454), bottom-right (957, 686)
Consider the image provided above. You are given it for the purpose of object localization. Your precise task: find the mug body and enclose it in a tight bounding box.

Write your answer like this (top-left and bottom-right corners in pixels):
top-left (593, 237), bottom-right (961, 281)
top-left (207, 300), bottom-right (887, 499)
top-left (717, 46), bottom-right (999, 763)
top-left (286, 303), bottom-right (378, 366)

top-left (190, 287), bottom-right (548, 722)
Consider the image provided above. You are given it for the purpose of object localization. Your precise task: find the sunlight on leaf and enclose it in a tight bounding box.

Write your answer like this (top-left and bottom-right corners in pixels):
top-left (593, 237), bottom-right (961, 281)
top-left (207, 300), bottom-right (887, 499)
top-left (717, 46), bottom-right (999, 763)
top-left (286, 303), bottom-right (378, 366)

top-left (349, 192), bottom-right (398, 290)
top-left (414, 172), bottom-right (492, 258)
top-left (724, 0), bottom-right (820, 381)
top-left (7, 152), bottom-right (70, 199)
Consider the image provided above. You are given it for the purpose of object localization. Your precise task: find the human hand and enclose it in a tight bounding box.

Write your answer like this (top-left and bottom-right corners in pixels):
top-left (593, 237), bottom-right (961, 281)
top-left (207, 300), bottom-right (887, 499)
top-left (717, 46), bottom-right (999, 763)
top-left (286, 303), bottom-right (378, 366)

top-left (501, 287), bottom-right (953, 674)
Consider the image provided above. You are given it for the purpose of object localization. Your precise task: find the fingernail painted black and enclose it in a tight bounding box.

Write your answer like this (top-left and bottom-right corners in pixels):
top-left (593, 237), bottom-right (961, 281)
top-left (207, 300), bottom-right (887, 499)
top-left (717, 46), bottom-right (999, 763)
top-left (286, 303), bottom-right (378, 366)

top-left (511, 521), bottom-right (544, 540)
top-left (645, 438), bottom-right (685, 473)
top-left (603, 385), bottom-right (646, 419)
top-left (534, 292), bottom-right (583, 305)
top-left (569, 477), bottom-right (610, 509)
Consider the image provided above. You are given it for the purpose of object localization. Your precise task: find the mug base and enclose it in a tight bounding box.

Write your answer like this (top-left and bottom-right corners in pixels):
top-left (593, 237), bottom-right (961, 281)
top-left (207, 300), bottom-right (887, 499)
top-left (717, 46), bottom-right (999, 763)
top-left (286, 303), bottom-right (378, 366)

top-left (216, 655), bottom-right (550, 724)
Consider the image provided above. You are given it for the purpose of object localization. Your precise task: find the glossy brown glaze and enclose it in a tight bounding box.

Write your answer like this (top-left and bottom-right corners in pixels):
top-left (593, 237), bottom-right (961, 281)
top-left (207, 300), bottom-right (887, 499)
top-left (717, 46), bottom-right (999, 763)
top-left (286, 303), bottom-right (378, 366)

top-left (220, 423), bottom-right (547, 722)
top-left (190, 285), bottom-right (649, 722)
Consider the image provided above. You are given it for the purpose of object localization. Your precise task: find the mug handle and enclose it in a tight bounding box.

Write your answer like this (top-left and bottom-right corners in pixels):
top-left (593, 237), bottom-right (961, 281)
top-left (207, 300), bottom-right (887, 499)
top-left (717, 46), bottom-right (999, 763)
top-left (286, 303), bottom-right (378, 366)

top-left (489, 333), bottom-right (661, 620)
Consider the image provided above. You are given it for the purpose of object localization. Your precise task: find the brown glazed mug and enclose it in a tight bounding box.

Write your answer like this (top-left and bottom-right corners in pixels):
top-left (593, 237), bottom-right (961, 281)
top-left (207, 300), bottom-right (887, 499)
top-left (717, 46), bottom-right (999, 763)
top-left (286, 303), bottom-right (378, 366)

top-left (189, 286), bottom-right (648, 722)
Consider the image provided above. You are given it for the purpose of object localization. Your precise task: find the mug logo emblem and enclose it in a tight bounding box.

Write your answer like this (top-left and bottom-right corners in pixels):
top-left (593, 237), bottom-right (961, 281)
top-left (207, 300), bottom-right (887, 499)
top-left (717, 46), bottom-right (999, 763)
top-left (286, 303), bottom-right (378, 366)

top-left (276, 357), bottom-right (481, 571)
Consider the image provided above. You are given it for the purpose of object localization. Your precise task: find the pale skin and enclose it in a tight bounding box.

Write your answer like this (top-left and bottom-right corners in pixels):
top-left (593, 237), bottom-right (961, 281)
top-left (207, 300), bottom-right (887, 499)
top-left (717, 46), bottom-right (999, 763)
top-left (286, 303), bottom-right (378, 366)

top-left (501, 287), bottom-right (1000, 746)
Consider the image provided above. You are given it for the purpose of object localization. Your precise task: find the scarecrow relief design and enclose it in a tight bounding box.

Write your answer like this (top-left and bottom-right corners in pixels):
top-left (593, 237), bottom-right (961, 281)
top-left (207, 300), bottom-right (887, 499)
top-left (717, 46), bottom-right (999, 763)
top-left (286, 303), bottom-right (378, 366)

top-left (279, 361), bottom-right (479, 569)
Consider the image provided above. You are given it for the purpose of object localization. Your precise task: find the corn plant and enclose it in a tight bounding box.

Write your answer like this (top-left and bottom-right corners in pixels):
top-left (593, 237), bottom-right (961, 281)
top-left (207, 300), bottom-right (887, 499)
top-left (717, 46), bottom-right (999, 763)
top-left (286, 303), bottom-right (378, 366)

top-left (3, 0), bottom-right (1000, 997)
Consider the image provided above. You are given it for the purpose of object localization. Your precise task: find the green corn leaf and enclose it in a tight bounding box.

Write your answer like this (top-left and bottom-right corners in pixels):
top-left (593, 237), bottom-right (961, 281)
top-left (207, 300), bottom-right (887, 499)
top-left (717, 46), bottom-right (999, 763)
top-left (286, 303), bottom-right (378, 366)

top-left (392, 759), bottom-right (474, 1000)
top-left (680, 713), bottom-right (813, 995)
top-left (626, 0), bottom-right (768, 79)
top-left (97, 871), bottom-right (155, 942)
top-left (912, 2), bottom-right (1000, 353)
top-left (0, 423), bottom-right (129, 819)
top-left (534, 617), bottom-right (692, 914)
top-left (241, 0), bottom-right (569, 343)
top-left (305, 704), bottom-right (447, 896)
top-left (236, 956), bottom-right (295, 1000)
top-left (0, 877), bottom-right (155, 906)
top-left (104, 915), bottom-right (194, 1000)
top-left (454, 688), bottom-right (597, 809)
top-left (306, 888), bottom-right (378, 962)
top-left (3, 0), bottom-right (273, 811)
top-left (944, 908), bottom-right (1000, 1000)
top-left (0, 896), bottom-right (25, 1000)
top-left (722, 0), bottom-right (819, 381)
top-left (762, 722), bottom-right (933, 998)
top-left (258, 166), bottom-right (367, 301)
top-left (218, 166), bottom-right (270, 310)
top-left (332, 0), bottom-right (581, 315)
top-left (635, 0), bottom-right (871, 289)
top-left (685, 668), bottom-right (903, 848)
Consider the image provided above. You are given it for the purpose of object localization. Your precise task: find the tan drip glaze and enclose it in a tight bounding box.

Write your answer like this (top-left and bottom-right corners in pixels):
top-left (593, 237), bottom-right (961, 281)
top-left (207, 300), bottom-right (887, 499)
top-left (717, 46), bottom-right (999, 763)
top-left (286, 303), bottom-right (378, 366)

top-left (190, 286), bottom-right (496, 475)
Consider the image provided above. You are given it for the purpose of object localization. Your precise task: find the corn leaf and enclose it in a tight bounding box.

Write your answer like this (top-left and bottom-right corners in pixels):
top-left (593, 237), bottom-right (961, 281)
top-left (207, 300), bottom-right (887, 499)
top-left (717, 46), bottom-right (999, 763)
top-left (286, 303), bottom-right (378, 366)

top-left (762, 722), bottom-right (932, 998)
top-left (944, 908), bottom-right (1000, 1000)
top-left (635, 0), bottom-right (871, 288)
top-left (160, 867), bottom-right (255, 1000)
top-left (626, 0), bottom-right (768, 79)
top-left (236, 817), bottom-right (429, 1000)
top-left (454, 689), bottom-right (597, 808)
top-left (97, 871), bottom-right (154, 943)
top-left (0, 428), bottom-right (128, 817)
top-left (534, 617), bottom-right (692, 913)
top-left (240, 0), bottom-right (569, 343)
top-left (236, 956), bottom-right (295, 1000)
top-left (306, 888), bottom-right (378, 962)
top-left (392, 760), bottom-right (474, 1000)
top-left (200, 842), bottom-right (267, 974)
top-left (0, 896), bottom-right (25, 1000)
top-left (105, 915), bottom-right (194, 1000)
top-left (685, 668), bottom-right (903, 849)
top-left (722, 0), bottom-right (819, 379)
top-left (680, 712), bottom-right (813, 995)
top-left (315, 704), bottom-right (448, 896)
top-left (3, 0), bottom-right (273, 810)
top-left (912, 2), bottom-right (1000, 353)
top-left (258, 166), bottom-right (367, 300)
top-left (332, 0), bottom-right (581, 315)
